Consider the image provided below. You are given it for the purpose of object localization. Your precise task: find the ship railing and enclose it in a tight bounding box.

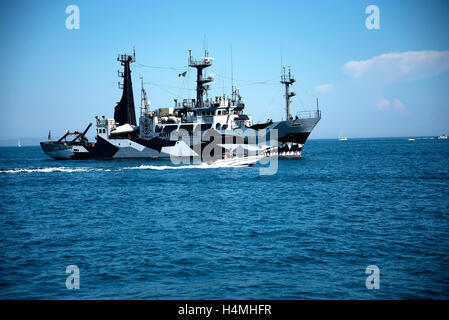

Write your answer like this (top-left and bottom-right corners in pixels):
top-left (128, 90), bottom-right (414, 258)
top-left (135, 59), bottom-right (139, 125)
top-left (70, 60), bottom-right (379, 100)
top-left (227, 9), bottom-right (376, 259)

top-left (199, 76), bottom-right (214, 83)
top-left (295, 110), bottom-right (321, 119)
top-left (174, 99), bottom-right (195, 108)
top-left (281, 75), bottom-right (295, 83)
top-left (188, 57), bottom-right (212, 67)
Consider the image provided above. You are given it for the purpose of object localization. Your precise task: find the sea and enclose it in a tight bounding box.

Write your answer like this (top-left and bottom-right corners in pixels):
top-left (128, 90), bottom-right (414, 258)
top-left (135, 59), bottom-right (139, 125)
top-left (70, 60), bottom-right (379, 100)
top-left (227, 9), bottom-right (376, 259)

top-left (1, 137), bottom-right (448, 299)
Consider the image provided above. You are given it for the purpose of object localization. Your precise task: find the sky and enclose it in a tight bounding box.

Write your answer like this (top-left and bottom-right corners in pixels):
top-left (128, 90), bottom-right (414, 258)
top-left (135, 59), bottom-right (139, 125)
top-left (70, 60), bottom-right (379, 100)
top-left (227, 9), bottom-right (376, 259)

top-left (0, 0), bottom-right (448, 141)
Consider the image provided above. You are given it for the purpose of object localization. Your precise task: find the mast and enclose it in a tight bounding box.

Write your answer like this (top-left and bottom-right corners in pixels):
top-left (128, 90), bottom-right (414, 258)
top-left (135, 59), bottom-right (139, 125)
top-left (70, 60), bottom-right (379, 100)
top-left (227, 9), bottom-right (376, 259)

top-left (140, 77), bottom-right (150, 116)
top-left (140, 77), bottom-right (143, 116)
top-left (231, 45), bottom-right (235, 105)
top-left (280, 66), bottom-right (296, 120)
top-left (188, 50), bottom-right (213, 108)
top-left (114, 49), bottom-right (136, 126)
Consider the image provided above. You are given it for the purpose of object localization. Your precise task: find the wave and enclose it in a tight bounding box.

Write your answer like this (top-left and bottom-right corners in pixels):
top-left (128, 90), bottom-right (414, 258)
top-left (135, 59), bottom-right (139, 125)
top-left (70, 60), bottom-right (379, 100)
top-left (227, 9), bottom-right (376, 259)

top-left (0, 167), bottom-right (112, 174)
top-left (125, 162), bottom-right (249, 170)
top-left (125, 164), bottom-right (204, 171)
top-left (1, 162), bottom-right (251, 174)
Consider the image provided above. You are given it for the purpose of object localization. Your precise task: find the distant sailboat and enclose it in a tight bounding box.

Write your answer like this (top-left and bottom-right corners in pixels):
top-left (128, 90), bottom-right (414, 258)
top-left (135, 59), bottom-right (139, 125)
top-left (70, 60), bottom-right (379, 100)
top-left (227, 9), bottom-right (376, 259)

top-left (338, 129), bottom-right (348, 141)
top-left (18, 140), bottom-right (22, 147)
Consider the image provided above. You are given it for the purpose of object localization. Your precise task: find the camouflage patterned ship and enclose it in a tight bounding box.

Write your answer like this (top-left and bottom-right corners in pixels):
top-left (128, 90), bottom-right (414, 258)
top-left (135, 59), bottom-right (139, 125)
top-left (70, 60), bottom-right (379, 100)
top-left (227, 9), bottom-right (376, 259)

top-left (41, 49), bottom-right (321, 161)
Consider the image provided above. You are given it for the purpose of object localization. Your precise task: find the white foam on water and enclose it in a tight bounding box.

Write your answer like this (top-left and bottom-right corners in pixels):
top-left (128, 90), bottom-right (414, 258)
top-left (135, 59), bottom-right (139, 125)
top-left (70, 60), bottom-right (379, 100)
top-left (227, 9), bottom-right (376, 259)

top-left (124, 162), bottom-right (249, 171)
top-left (125, 164), bottom-right (197, 170)
top-left (1, 158), bottom-right (259, 174)
top-left (0, 167), bottom-right (108, 174)
top-left (124, 156), bottom-right (262, 170)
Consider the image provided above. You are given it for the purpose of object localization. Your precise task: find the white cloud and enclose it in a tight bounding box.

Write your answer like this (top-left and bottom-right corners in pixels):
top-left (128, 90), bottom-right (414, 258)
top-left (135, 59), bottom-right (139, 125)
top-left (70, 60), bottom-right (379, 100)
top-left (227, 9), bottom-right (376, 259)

top-left (392, 98), bottom-right (405, 112)
top-left (376, 98), bottom-right (405, 112)
top-left (343, 50), bottom-right (449, 81)
top-left (314, 83), bottom-right (333, 93)
top-left (377, 98), bottom-right (390, 110)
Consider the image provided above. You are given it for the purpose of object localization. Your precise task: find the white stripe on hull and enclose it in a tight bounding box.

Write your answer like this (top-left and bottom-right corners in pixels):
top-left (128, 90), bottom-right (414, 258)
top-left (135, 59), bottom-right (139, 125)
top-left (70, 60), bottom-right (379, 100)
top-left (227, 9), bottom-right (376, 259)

top-left (111, 140), bottom-right (198, 159)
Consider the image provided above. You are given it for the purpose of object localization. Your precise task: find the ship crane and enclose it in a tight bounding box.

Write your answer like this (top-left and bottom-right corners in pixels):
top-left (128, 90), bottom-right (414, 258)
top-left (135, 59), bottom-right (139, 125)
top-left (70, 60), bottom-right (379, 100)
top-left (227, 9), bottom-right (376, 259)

top-left (56, 123), bottom-right (92, 145)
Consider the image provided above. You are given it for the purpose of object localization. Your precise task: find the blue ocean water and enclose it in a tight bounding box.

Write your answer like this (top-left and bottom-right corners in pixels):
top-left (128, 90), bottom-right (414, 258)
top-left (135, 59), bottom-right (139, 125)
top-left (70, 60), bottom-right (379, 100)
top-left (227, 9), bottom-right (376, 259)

top-left (1, 138), bottom-right (448, 299)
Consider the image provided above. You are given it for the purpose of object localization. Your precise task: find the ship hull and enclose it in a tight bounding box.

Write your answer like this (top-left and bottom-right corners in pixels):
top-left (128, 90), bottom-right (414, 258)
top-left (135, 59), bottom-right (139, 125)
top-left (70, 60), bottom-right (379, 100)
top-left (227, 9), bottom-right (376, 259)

top-left (40, 142), bottom-right (91, 160)
top-left (41, 116), bottom-right (319, 160)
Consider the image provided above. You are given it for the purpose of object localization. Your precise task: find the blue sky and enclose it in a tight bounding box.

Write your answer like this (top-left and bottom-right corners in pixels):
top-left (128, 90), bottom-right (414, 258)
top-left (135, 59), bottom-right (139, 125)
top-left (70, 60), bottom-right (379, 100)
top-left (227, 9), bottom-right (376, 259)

top-left (1, 0), bottom-right (448, 140)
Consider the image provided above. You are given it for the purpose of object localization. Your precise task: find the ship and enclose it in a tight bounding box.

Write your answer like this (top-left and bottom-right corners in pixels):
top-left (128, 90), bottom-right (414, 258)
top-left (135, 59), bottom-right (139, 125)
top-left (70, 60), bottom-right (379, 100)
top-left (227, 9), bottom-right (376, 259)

top-left (41, 49), bottom-right (321, 161)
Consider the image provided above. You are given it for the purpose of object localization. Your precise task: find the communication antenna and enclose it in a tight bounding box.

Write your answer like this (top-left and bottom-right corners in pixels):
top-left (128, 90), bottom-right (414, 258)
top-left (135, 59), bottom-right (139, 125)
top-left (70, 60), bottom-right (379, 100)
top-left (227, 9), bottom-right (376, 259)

top-left (280, 43), bottom-right (283, 74)
top-left (203, 35), bottom-right (208, 55)
top-left (231, 45), bottom-right (234, 90)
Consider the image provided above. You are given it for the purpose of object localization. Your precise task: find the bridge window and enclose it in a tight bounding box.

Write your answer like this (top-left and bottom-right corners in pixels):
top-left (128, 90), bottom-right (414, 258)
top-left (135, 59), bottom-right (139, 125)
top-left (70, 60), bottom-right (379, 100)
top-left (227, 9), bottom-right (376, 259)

top-left (216, 123), bottom-right (221, 130)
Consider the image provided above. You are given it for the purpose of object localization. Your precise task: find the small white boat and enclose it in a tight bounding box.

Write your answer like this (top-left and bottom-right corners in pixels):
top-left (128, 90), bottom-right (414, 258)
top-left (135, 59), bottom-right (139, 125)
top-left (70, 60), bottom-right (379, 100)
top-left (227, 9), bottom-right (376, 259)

top-left (437, 134), bottom-right (447, 140)
top-left (408, 138), bottom-right (415, 141)
top-left (17, 140), bottom-right (22, 147)
top-left (206, 155), bottom-right (264, 167)
top-left (338, 129), bottom-right (348, 141)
